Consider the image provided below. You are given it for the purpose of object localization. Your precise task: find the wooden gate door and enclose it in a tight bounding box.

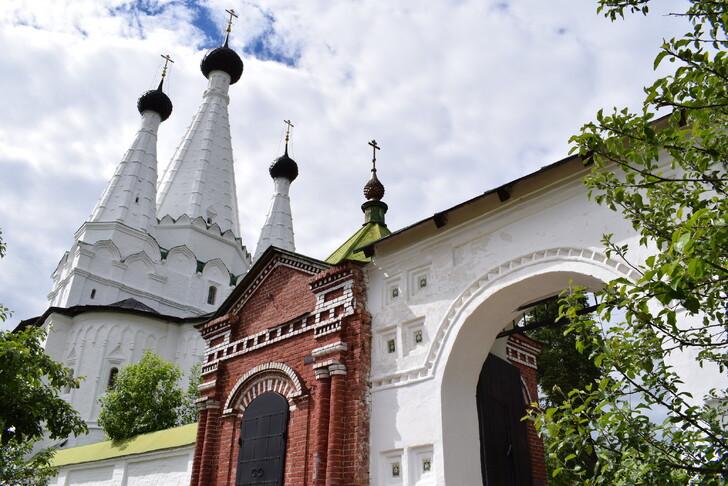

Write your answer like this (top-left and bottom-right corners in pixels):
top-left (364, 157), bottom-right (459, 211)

top-left (235, 391), bottom-right (289, 486)
top-left (476, 354), bottom-right (533, 486)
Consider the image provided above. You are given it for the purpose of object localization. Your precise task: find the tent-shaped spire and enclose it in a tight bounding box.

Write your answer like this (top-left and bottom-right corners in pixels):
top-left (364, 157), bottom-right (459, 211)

top-left (254, 120), bottom-right (298, 260)
top-left (156, 15), bottom-right (244, 237)
top-left (89, 57), bottom-right (173, 234)
top-left (326, 140), bottom-right (391, 264)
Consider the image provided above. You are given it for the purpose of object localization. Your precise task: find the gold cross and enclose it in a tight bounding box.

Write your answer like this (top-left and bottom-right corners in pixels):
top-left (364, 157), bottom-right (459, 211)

top-left (225, 9), bottom-right (238, 34)
top-left (284, 119), bottom-right (294, 143)
top-left (160, 54), bottom-right (174, 79)
top-left (368, 140), bottom-right (380, 170)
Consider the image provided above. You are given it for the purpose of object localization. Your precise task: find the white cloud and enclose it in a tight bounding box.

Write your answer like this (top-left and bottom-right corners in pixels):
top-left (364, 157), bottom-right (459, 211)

top-left (0, 0), bottom-right (689, 329)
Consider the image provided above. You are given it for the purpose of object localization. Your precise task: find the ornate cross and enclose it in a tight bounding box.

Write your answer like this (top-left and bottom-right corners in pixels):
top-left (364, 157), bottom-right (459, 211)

top-left (160, 54), bottom-right (174, 79)
top-left (284, 119), bottom-right (294, 144)
top-left (225, 9), bottom-right (238, 34)
top-left (368, 139), bottom-right (380, 170)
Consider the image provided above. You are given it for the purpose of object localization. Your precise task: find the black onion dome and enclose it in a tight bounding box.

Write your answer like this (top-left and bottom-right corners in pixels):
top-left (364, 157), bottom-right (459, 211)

top-left (137, 84), bottom-right (173, 122)
top-left (269, 150), bottom-right (298, 182)
top-left (200, 46), bottom-right (243, 84)
top-left (364, 170), bottom-right (385, 201)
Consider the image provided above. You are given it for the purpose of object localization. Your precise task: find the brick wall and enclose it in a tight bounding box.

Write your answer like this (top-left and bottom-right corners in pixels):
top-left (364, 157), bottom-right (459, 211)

top-left (190, 253), bottom-right (371, 486)
top-left (507, 334), bottom-right (548, 486)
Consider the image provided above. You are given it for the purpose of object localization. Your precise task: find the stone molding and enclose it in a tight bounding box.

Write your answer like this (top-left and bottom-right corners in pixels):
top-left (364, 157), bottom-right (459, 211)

top-left (370, 247), bottom-right (639, 390)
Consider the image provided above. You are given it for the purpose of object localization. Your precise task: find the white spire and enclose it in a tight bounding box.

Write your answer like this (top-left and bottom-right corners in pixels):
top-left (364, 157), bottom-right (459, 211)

top-left (156, 70), bottom-right (241, 236)
top-left (254, 177), bottom-right (296, 259)
top-left (89, 111), bottom-right (162, 234)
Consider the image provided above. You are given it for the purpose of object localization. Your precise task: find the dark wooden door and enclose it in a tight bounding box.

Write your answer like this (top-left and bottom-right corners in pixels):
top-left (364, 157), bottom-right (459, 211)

top-left (235, 391), bottom-right (289, 486)
top-left (476, 354), bottom-right (533, 486)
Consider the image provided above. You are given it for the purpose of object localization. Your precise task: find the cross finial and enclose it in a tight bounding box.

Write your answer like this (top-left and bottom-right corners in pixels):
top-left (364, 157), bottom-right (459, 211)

top-left (160, 54), bottom-right (174, 80)
top-left (225, 9), bottom-right (238, 47)
top-left (368, 140), bottom-right (380, 170)
top-left (283, 119), bottom-right (294, 151)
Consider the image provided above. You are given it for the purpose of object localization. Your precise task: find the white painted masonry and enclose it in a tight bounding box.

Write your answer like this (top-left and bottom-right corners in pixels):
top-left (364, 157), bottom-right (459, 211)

top-left (38, 63), bottom-right (251, 449)
top-left (363, 155), bottom-right (727, 485)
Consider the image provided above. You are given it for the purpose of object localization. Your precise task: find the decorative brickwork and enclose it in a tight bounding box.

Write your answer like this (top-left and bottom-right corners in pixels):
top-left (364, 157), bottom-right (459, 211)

top-left (506, 334), bottom-right (547, 486)
top-left (190, 249), bottom-right (371, 486)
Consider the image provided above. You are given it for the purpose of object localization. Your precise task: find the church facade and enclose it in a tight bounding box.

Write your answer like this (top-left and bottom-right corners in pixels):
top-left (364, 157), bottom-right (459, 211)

top-left (33, 18), bottom-right (727, 486)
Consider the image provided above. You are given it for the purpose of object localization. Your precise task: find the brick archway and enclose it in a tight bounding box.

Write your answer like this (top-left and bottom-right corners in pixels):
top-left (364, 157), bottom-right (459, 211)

top-left (223, 362), bottom-right (304, 415)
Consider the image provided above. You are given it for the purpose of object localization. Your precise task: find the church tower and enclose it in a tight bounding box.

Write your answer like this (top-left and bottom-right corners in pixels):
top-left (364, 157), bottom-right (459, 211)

top-left (253, 120), bottom-right (299, 260)
top-left (37, 15), bottom-right (258, 445)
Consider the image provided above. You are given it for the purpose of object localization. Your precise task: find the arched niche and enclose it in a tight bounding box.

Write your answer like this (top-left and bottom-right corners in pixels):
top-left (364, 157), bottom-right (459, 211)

top-left (436, 255), bottom-right (632, 485)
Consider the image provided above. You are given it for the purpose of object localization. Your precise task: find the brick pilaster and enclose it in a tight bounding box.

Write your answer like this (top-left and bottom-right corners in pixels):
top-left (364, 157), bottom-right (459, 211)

top-left (326, 362), bottom-right (347, 485)
top-left (312, 367), bottom-right (331, 486)
top-left (190, 406), bottom-right (208, 486)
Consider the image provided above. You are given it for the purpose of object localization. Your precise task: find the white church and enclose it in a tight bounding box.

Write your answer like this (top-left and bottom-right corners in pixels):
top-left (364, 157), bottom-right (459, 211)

top-left (17, 19), bottom-right (724, 486)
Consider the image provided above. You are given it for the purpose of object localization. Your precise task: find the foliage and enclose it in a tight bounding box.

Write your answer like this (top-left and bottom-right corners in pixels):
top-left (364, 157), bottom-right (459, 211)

top-left (0, 325), bottom-right (87, 445)
top-left (524, 299), bottom-right (603, 485)
top-left (525, 298), bottom-right (603, 411)
top-left (534, 1), bottom-right (728, 484)
top-left (97, 350), bottom-right (199, 441)
top-left (177, 362), bottom-right (201, 426)
top-left (0, 229), bottom-right (87, 484)
top-left (0, 439), bottom-right (57, 486)
top-left (0, 229), bottom-right (10, 323)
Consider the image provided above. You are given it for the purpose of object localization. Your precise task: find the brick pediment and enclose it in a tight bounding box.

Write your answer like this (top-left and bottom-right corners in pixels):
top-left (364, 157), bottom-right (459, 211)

top-left (214, 249), bottom-right (330, 338)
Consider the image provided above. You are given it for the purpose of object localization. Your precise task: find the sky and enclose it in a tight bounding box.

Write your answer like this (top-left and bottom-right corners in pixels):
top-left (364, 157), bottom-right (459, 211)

top-left (0, 0), bottom-right (689, 331)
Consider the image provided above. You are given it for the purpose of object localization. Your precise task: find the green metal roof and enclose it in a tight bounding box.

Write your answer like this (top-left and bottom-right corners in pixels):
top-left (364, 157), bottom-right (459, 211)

top-left (326, 222), bottom-right (390, 264)
top-left (52, 423), bottom-right (198, 467)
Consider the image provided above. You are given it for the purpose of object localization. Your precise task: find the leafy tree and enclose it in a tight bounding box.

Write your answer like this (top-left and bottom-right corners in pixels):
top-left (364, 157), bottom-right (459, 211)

top-left (97, 350), bottom-right (199, 441)
top-left (177, 362), bottom-right (202, 426)
top-left (534, 1), bottom-right (728, 484)
top-left (524, 299), bottom-right (603, 485)
top-left (525, 298), bottom-right (603, 411)
top-left (0, 439), bottom-right (57, 486)
top-left (0, 230), bottom-right (87, 485)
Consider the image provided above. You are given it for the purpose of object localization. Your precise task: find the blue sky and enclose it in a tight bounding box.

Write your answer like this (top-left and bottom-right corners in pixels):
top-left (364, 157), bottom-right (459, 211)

top-left (0, 0), bottom-right (689, 329)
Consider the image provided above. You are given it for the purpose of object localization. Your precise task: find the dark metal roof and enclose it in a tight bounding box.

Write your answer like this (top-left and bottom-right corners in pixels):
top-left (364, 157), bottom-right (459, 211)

top-left (109, 298), bottom-right (159, 313)
top-left (269, 149), bottom-right (299, 181)
top-left (137, 79), bottom-right (173, 121)
top-left (201, 46), bottom-right (243, 84)
top-left (14, 301), bottom-right (211, 333)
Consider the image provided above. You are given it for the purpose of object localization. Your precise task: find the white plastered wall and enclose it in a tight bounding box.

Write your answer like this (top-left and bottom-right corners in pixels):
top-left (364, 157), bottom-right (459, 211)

top-left (45, 311), bottom-right (204, 447)
top-left (367, 173), bottom-right (645, 485)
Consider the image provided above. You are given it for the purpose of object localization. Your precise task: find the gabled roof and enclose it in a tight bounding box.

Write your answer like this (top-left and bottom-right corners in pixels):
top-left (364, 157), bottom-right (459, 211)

top-left (326, 221), bottom-right (391, 264)
top-left (52, 423), bottom-right (197, 467)
top-left (210, 245), bottom-right (331, 320)
top-left (358, 153), bottom-right (588, 258)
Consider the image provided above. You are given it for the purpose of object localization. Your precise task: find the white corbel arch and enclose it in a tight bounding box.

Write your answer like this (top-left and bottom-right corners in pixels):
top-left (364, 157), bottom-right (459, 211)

top-left (436, 246), bottom-right (639, 485)
top-left (223, 362), bottom-right (304, 415)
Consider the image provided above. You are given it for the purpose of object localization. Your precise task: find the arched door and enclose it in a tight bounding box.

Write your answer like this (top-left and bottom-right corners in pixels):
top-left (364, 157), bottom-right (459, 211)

top-left (476, 354), bottom-right (532, 486)
top-left (235, 391), bottom-right (289, 486)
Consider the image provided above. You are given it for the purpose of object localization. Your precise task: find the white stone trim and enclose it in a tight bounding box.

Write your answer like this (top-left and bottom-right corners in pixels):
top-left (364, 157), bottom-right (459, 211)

top-left (311, 341), bottom-right (348, 358)
top-left (223, 362), bottom-right (303, 415)
top-left (370, 247), bottom-right (638, 390)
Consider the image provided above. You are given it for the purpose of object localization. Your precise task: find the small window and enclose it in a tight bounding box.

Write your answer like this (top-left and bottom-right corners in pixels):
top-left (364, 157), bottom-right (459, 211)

top-left (207, 286), bottom-right (218, 305)
top-left (387, 339), bottom-right (396, 354)
top-left (134, 196), bottom-right (140, 203)
top-left (419, 277), bottom-right (427, 288)
top-left (391, 287), bottom-right (400, 298)
top-left (90, 289), bottom-right (96, 300)
top-left (207, 217), bottom-right (213, 224)
top-left (107, 367), bottom-right (119, 390)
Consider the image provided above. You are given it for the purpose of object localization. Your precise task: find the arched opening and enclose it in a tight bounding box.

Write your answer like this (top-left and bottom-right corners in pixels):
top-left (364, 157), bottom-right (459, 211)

top-left (235, 391), bottom-right (289, 486)
top-left (107, 367), bottom-right (119, 390)
top-left (207, 285), bottom-right (218, 305)
top-left (476, 354), bottom-right (532, 486)
top-left (439, 265), bottom-right (620, 484)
